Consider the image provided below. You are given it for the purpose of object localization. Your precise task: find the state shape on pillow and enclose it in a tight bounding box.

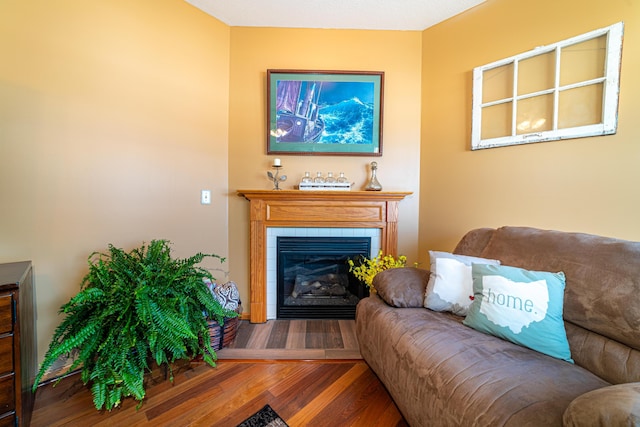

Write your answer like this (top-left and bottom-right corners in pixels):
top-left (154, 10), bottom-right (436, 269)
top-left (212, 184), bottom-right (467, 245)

top-left (424, 251), bottom-right (500, 316)
top-left (479, 275), bottom-right (548, 334)
top-left (463, 263), bottom-right (573, 363)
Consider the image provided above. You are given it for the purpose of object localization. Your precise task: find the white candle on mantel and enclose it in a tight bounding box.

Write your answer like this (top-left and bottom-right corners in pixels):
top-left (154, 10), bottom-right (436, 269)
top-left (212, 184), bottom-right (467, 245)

top-left (273, 158), bottom-right (281, 167)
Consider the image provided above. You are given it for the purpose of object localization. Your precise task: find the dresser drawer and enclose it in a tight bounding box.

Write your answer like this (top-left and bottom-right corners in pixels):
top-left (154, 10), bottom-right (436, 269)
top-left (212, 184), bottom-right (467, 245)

top-left (0, 412), bottom-right (16, 427)
top-left (0, 337), bottom-right (12, 376)
top-left (0, 295), bottom-right (11, 335)
top-left (0, 374), bottom-right (15, 416)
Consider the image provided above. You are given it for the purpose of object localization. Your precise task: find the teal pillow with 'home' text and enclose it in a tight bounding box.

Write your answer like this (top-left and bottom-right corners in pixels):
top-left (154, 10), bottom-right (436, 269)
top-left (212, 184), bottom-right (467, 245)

top-left (463, 263), bottom-right (573, 363)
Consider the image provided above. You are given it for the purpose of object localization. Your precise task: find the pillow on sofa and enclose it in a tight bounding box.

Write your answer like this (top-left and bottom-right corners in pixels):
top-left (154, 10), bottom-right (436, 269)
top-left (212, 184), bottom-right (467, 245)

top-left (424, 251), bottom-right (500, 316)
top-left (374, 267), bottom-right (429, 308)
top-left (463, 263), bottom-right (573, 363)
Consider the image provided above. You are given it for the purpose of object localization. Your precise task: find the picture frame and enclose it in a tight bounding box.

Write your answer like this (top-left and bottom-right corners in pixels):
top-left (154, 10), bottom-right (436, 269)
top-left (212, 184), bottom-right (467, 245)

top-left (267, 69), bottom-right (384, 156)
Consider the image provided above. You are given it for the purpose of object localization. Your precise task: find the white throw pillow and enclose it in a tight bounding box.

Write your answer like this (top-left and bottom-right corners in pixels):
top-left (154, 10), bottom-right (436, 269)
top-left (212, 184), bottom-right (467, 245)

top-left (424, 251), bottom-right (500, 316)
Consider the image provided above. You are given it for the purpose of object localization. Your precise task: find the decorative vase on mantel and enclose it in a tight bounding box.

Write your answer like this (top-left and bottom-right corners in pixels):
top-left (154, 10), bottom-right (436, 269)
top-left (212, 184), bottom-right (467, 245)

top-left (365, 161), bottom-right (382, 191)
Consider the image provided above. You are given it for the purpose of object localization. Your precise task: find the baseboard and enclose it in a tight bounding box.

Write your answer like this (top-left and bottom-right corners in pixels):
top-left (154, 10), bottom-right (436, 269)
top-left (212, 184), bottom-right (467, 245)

top-left (37, 355), bottom-right (80, 386)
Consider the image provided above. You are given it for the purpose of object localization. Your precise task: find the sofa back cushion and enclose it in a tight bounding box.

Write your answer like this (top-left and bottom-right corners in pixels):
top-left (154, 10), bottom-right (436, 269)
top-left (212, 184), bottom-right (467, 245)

top-left (453, 227), bottom-right (495, 257)
top-left (454, 226), bottom-right (640, 384)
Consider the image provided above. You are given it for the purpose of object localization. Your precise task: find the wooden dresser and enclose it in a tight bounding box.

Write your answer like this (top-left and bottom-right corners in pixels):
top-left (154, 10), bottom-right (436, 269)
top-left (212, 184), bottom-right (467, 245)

top-left (0, 262), bottom-right (36, 427)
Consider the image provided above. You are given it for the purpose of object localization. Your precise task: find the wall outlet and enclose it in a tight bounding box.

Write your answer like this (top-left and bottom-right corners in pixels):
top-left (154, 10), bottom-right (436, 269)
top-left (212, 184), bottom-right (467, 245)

top-left (201, 190), bottom-right (211, 205)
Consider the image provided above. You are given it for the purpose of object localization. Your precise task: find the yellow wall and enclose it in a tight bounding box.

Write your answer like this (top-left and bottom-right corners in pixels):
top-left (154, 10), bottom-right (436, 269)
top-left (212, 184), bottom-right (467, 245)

top-left (420, 0), bottom-right (640, 259)
top-left (227, 28), bottom-right (423, 307)
top-left (0, 0), bottom-right (231, 362)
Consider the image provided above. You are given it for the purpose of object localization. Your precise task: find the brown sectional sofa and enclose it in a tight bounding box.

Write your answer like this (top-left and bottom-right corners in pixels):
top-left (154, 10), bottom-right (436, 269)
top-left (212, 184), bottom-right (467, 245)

top-left (355, 226), bottom-right (640, 426)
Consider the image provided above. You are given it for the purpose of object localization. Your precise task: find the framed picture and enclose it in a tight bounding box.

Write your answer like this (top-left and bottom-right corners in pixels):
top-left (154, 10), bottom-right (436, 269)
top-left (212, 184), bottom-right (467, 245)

top-left (267, 70), bottom-right (384, 156)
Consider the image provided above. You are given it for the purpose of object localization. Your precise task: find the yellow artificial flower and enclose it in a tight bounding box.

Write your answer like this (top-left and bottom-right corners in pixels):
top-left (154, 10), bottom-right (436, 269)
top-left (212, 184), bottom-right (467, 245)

top-left (348, 250), bottom-right (407, 293)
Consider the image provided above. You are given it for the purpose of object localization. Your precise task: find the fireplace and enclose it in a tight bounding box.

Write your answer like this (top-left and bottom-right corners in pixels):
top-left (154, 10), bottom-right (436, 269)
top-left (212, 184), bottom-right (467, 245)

top-left (277, 237), bottom-right (370, 319)
top-left (237, 189), bottom-right (411, 323)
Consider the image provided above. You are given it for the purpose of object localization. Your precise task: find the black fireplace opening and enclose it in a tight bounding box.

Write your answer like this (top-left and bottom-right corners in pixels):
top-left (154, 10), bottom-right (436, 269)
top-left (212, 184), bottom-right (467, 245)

top-left (277, 236), bottom-right (371, 319)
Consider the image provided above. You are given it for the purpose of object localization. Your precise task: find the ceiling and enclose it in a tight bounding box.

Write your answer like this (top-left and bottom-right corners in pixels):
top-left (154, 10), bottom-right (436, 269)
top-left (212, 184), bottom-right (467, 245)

top-left (185, 0), bottom-right (486, 31)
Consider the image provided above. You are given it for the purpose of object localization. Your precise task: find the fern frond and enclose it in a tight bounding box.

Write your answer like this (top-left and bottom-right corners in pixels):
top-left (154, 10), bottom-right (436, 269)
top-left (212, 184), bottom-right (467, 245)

top-left (91, 381), bottom-right (107, 410)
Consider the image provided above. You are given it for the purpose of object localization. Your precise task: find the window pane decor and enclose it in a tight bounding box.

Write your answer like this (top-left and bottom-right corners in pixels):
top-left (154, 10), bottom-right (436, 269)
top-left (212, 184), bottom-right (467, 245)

top-left (471, 22), bottom-right (624, 150)
top-left (267, 70), bottom-right (384, 156)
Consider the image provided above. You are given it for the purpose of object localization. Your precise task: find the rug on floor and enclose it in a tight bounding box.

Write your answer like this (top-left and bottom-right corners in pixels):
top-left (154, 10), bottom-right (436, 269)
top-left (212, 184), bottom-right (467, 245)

top-left (236, 404), bottom-right (289, 427)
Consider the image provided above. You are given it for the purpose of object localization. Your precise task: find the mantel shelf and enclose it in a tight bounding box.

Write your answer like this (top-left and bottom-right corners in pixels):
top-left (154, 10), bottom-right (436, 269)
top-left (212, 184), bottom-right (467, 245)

top-left (237, 189), bottom-right (412, 323)
top-left (237, 189), bottom-right (412, 201)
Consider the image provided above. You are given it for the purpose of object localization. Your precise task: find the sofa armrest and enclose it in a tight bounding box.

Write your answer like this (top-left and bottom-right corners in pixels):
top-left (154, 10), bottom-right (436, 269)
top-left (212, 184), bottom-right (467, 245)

top-left (373, 267), bottom-right (429, 308)
top-left (563, 382), bottom-right (640, 426)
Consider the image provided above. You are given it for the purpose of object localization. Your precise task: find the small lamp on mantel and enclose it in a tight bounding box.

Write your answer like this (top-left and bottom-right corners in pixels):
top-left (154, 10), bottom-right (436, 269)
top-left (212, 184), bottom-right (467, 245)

top-left (267, 158), bottom-right (287, 190)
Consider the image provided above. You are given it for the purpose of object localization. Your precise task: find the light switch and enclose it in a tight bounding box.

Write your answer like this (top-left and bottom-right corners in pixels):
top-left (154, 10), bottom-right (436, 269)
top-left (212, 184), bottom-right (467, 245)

top-left (201, 190), bottom-right (211, 205)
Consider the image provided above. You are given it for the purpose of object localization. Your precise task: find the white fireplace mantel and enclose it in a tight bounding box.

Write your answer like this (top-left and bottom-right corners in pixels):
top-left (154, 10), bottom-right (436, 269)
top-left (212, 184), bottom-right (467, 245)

top-left (237, 189), bottom-right (412, 323)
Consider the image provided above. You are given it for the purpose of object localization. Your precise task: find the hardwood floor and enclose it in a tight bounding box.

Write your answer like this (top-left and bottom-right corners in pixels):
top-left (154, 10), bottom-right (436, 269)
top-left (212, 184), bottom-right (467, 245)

top-left (31, 320), bottom-right (407, 426)
top-left (31, 361), bottom-right (407, 426)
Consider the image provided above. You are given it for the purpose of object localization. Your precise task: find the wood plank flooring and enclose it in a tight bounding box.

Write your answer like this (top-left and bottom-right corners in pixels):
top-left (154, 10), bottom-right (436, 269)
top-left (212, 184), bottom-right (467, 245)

top-left (31, 319), bottom-right (407, 426)
top-left (32, 361), bottom-right (407, 426)
top-left (217, 319), bottom-right (361, 360)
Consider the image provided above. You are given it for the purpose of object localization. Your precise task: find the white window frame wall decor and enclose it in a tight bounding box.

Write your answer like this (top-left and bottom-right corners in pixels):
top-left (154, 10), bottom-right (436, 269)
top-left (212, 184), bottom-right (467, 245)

top-left (471, 22), bottom-right (624, 150)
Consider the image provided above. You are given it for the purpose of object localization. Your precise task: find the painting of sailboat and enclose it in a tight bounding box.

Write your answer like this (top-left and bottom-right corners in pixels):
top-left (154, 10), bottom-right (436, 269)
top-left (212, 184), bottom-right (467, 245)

top-left (273, 80), bottom-right (325, 143)
top-left (267, 70), bottom-right (384, 156)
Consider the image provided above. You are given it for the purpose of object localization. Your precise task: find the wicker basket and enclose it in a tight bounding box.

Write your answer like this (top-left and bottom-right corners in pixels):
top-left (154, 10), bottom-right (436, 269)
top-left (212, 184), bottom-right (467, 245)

top-left (207, 306), bottom-right (242, 351)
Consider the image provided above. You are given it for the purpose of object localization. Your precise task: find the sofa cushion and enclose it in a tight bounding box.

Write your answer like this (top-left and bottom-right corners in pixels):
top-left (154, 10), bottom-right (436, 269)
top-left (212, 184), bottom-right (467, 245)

top-left (374, 267), bottom-right (428, 308)
top-left (453, 227), bottom-right (496, 256)
top-left (464, 263), bottom-right (573, 363)
top-left (424, 251), bottom-right (500, 316)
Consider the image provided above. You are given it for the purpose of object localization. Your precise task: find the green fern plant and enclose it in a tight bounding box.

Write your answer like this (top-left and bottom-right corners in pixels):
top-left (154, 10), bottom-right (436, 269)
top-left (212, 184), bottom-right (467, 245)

top-left (33, 240), bottom-right (236, 410)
